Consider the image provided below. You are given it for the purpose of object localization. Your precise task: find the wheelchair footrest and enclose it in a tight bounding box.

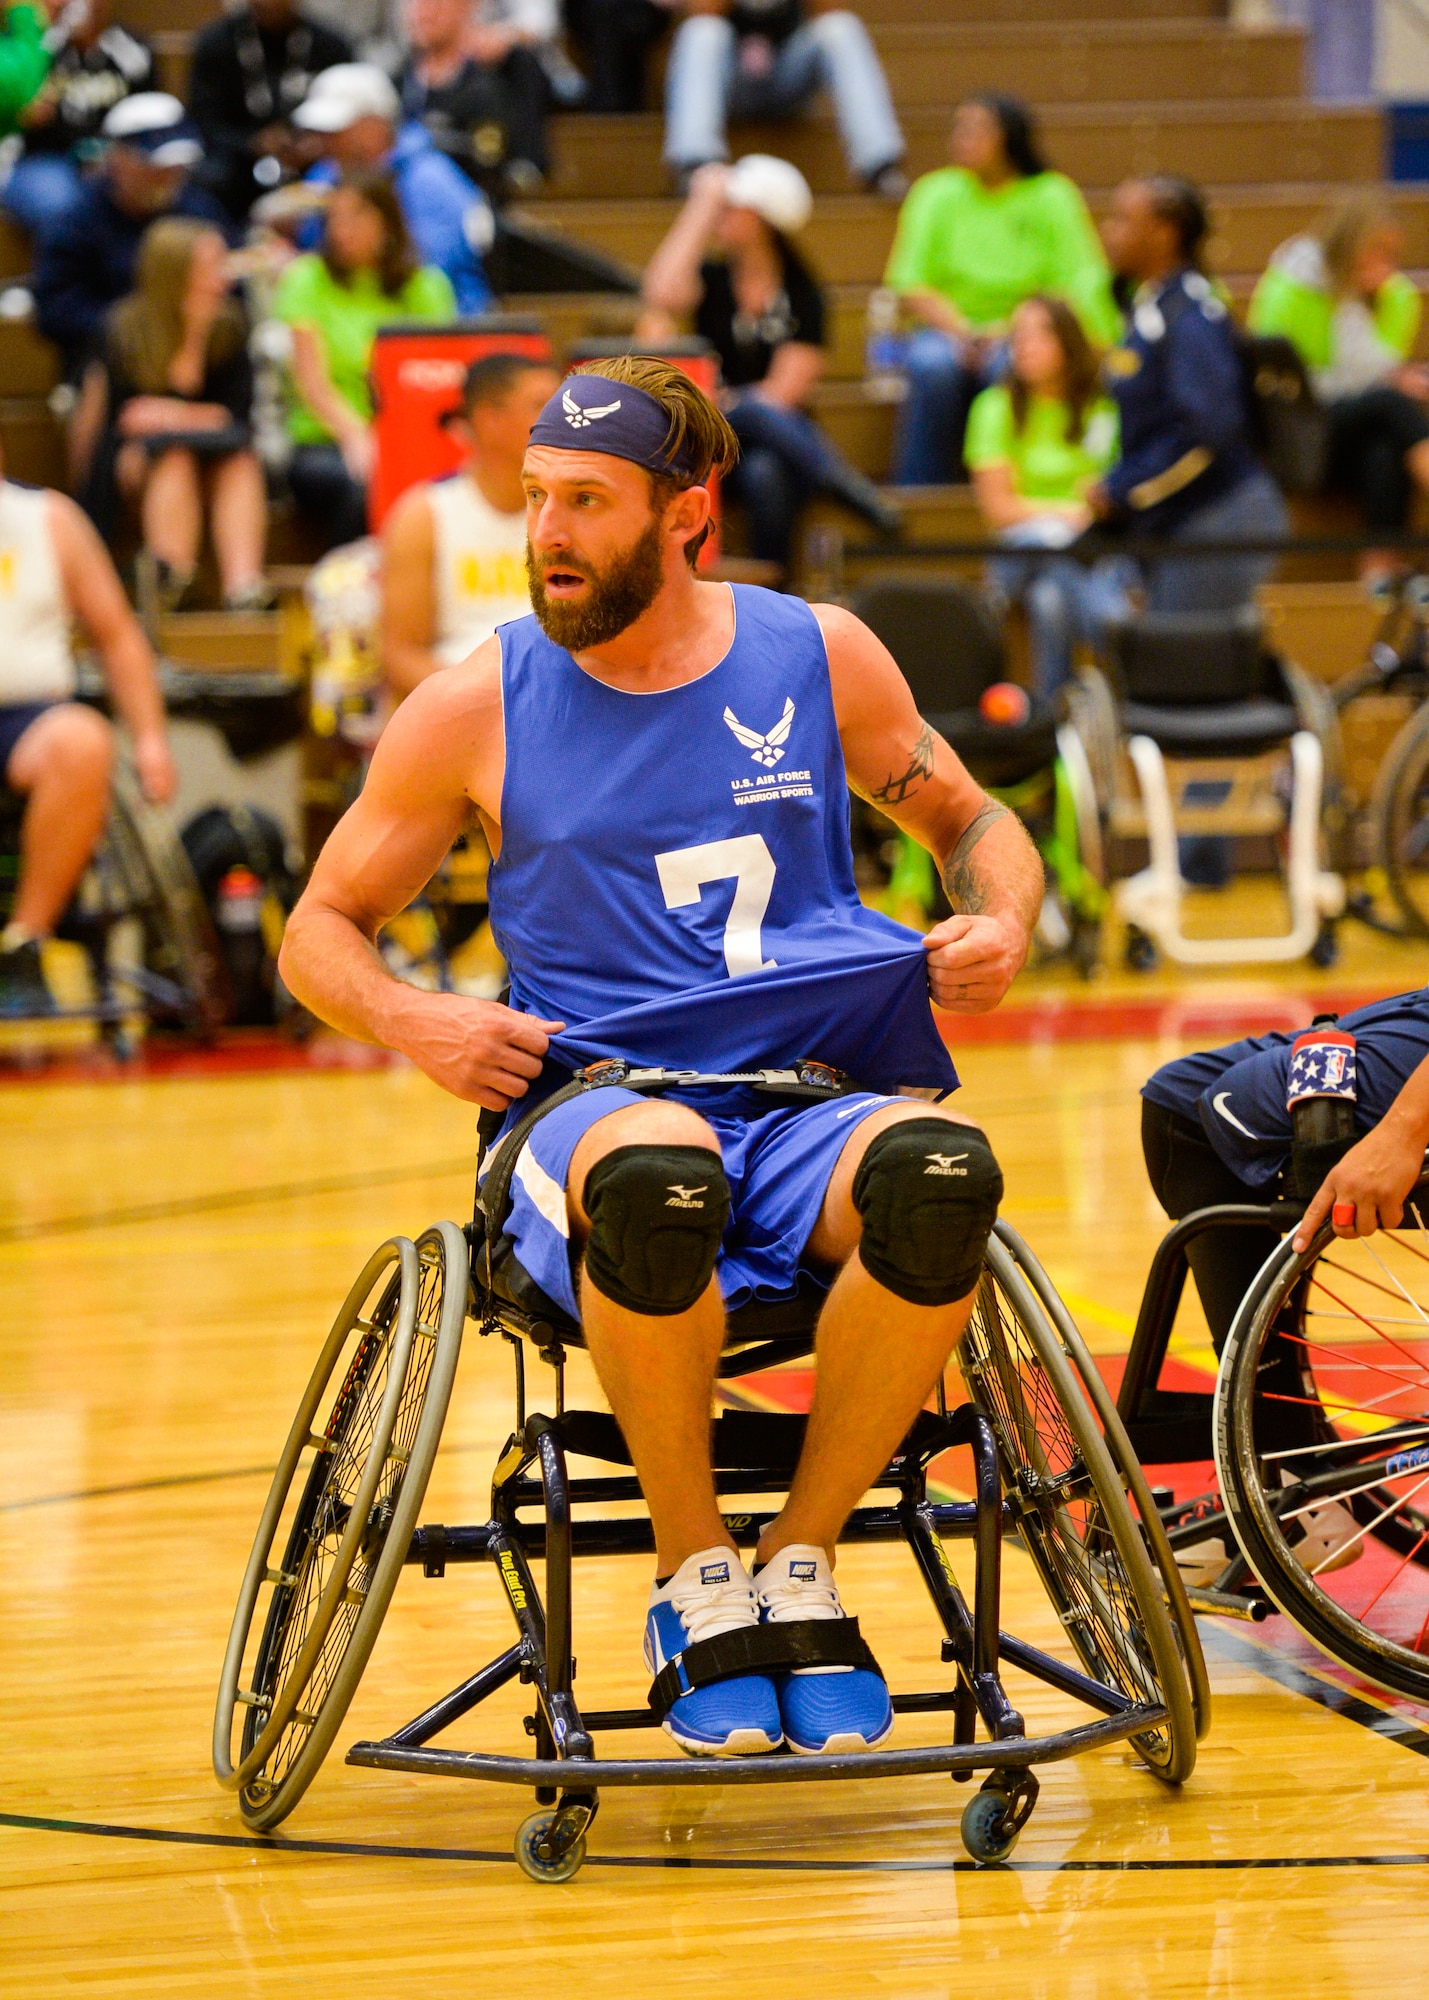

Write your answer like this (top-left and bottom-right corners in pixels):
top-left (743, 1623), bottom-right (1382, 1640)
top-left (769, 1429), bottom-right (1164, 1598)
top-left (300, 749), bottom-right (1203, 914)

top-left (649, 1618), bottom-right (881, 1719)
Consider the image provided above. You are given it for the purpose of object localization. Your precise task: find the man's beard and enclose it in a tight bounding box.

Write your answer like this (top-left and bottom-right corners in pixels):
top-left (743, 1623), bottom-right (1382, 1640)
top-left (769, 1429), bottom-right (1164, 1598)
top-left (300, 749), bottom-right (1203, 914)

top-left (526, 519), bottom-right (665, 651)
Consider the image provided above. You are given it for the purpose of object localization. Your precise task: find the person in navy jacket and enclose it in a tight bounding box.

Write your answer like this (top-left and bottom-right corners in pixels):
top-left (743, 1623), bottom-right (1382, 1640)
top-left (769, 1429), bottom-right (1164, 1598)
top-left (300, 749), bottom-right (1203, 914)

top-left (1090, 175), bottom-right (1288, 612)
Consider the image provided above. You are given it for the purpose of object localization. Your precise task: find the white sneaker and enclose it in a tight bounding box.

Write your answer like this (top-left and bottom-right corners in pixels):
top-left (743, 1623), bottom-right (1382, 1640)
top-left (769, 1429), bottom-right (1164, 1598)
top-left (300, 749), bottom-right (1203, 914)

top-left (644, 1547), bottom-right (782, 1756)
top-left (757, 1545), bottom-right (893, 1754)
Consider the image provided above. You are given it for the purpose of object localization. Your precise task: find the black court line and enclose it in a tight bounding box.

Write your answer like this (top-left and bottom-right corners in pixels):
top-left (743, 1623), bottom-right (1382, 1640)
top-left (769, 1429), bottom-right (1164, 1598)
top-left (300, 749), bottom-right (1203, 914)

top-left (0, 1464), bottom-right (276, 1515)
top-left (1200, 1623), bottom-right (1429, 1757)
top-left (3, 1810), bottom-right (1428, 1875)
top-left (0, 1156), bottom-right (475, 1245)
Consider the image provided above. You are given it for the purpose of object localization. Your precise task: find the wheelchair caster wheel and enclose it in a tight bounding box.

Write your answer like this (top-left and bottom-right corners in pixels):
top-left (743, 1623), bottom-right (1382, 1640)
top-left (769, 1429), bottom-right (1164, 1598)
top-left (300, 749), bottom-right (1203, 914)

top-left (514, 1809), bottom-right (587, 1884)
top-left (959, 1789), bottom-right (1021, 1864)
top-left (1123, 925), bottom-right (1157, 973)
top-left (1309, 921), bottom-right (1339, 968)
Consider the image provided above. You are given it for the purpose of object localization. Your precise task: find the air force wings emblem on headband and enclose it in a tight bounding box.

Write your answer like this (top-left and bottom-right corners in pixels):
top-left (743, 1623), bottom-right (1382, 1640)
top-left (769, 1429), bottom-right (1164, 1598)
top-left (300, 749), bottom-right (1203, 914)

top-left (724, 697), bottom-right (795, 768)
top-left (562, 386), bottom-right (622, 427)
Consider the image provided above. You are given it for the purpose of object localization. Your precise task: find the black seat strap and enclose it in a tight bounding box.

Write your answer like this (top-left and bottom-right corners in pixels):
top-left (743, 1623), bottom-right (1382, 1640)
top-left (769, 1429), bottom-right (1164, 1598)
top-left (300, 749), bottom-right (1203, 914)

top-left (648, 1618), bottom-right (881, 1720)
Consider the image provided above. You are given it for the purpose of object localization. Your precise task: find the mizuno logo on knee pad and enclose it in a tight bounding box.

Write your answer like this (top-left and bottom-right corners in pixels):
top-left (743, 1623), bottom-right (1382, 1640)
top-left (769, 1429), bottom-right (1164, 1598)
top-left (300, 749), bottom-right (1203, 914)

top-left (582, 1144), bottom-right (731, 1317)
top-left (852, 1120), bottom-right (1003, 1307)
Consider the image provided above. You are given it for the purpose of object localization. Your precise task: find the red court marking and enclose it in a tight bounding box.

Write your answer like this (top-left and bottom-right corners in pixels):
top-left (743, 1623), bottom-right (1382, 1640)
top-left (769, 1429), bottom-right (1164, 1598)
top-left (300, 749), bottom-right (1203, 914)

top-left (0, 1030), bottom-right (404, 1087)
top-left (936, 987), bottom-right (1388, 1048)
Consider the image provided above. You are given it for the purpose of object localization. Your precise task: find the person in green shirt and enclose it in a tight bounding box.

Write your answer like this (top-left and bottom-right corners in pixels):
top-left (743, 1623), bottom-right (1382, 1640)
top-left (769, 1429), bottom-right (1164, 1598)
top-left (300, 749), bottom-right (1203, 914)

top-left (882, 94), bottom-right (1117, 486)
top-left (273, 167), bottom-right (455, 551)
top-left (0, 1), bottom-right (48, 139)
top-left (965, 294), bottom-right (1125, 702)
top-left (1249, 198), bottom-right (1429, 580)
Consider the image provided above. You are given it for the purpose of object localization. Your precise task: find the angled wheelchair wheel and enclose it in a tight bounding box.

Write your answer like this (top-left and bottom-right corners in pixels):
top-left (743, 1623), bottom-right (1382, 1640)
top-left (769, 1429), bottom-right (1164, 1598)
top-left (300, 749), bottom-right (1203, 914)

top-left (1372, 702), bottom-right (1429, 938)
top-left (961, 1234), bottom-right (1199, 1783)
top-left (1216, 1216), bottom-right (1429, 1702)
top-left (214, 1222), bottom-right (467, 1830)
top-left (93, 766), bottom-right (230, 1031)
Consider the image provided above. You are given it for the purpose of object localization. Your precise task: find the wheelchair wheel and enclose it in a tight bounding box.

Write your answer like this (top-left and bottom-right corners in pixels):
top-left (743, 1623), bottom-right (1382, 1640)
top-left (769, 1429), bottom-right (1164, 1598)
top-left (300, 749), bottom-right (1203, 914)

top-left (95, 766), bottom-right (229, 1031)
top-left (962, 1235), bottom-right (1199, 1782)
top-left (1215, 1216), bottom-right (1429, 1702)
top-left (213, 1222), bottom-right (467, 1830)
top-left (1371, 701), bottom-right (1429, 938)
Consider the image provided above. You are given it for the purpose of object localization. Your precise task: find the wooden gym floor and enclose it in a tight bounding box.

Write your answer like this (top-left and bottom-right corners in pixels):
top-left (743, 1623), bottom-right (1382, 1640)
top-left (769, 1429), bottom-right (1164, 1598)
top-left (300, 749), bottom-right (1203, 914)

top-left (5, 925), bottom-right (1429, 1994)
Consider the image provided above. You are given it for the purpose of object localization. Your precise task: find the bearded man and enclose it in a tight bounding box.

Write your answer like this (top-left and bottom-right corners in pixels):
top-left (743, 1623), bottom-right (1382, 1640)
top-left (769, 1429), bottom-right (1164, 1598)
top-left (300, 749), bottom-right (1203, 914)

top-left (279, 356), bottom-right (1040, 1758)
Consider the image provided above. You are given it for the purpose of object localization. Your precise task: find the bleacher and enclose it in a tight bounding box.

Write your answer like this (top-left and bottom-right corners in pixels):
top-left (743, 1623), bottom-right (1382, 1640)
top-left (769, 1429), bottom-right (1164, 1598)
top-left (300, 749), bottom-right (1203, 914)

top-left (1, 0), bottom-right (1423, 668)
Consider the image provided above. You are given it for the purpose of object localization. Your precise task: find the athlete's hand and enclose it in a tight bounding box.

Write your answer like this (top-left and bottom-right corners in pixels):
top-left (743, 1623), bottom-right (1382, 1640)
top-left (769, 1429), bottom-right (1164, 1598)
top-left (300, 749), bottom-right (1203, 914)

top-left (1293, 1118), bottom-right (1429, 1252)
top-left (133, 731), bottom-right (178, 805)
top-left (392, 996), bottom-right (564, 1110)
top-left (923, 912), bottom-right (1027, 1014)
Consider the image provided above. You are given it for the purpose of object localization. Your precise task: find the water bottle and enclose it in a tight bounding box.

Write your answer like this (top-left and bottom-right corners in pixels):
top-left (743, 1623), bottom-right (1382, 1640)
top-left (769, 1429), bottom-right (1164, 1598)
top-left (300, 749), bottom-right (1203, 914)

top-left (1287, 1014), bottom-right (1358, 1200)
top-left (864, 288), bottom-right (904, 402)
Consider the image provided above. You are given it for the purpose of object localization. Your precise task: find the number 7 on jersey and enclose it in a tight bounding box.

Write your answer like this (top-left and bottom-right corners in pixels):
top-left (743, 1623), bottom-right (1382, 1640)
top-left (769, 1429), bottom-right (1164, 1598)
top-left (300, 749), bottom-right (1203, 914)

top-left (655, 835), bottom-right (778, 978)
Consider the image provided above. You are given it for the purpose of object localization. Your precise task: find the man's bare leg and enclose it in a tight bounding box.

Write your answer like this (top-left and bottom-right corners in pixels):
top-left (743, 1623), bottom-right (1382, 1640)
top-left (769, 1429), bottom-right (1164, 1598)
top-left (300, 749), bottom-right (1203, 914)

top-left (5, 705), bottom-right (114, 937)
top-left (755, 1103), bottom-right (985, 1569)
top-left (567, 1099), bottom-right (731, 1577)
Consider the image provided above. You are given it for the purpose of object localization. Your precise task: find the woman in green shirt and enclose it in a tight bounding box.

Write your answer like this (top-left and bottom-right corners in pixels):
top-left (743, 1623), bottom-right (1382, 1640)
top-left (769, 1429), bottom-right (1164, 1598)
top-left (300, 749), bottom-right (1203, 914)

top-left (965, 294), bottom-right (1124, 701)
top-left (1249, 198), bottom-right (1429, 578)
top-left (883, 95), bottom-right (1117, 486)
top-left (273, 169), bottom-right (456, 551)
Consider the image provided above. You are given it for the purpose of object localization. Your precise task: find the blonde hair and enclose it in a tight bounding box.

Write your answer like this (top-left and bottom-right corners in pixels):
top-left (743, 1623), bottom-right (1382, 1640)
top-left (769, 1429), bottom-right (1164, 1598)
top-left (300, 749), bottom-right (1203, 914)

top-left (1319, 197), bottom-right (1399, 294)
top-left (572, 354), bottom-right (740, 568)
top-left (109, 217), bottom-right (245, 395)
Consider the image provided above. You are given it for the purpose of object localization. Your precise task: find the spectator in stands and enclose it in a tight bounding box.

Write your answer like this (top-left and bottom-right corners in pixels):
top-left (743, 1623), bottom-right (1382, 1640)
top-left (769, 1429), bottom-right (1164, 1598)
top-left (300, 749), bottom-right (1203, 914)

top-left (1090, 175), bottom-right (1289, 613)
top-left (381, 349), bottom-right (557, 695)
top-left (400, 0), bottom-right (548, 199)
top-left (87, 219), bottom-right (269, 611)
top-left (32, 92), bottom-right (235, 373)
top-left (0, 431), bottom-right (175, 1016)
top-left (0, 0), bottom-right (47, 142)
top-left (295, 62), bottom-right (494, 313)
top-left (1, 0), bottom-right (154, 243)
top-left (884, 95), bottom-right (1118, 487)
top-left (1250, 199), bottom-right (1429, 584)
top-left (469, 2), bottom-right (586, 118)
top-left (662, 1), bottom-right (905, 198)
top-left (273, 168), bottom-right (455, 550)
top-left (966, 294), bottom-right (1121, 704)
top-left (567, 0), bottom-right (668, 112)
top-left (188, 0), bottom-right (351, 224)
top-left (640, 154), bottom-right (899, 573)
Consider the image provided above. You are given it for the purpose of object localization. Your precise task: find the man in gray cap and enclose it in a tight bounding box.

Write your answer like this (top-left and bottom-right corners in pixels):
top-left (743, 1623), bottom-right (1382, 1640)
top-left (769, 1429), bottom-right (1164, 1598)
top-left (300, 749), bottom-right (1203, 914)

top-left (32, 90), bottom-right (236, 368)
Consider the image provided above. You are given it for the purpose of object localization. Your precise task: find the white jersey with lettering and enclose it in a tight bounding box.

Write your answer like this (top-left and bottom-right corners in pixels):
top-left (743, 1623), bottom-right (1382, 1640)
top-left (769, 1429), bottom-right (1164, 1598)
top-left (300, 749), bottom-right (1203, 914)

top-left (0, 482), bottom-right (75, 705)
top-left (427, 472), bottom-right (531, 666)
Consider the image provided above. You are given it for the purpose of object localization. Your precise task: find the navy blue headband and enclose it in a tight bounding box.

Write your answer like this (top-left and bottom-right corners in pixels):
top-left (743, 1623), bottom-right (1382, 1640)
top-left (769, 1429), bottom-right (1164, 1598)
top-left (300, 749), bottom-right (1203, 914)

top-left (527, 374), bottom-right (702, 480)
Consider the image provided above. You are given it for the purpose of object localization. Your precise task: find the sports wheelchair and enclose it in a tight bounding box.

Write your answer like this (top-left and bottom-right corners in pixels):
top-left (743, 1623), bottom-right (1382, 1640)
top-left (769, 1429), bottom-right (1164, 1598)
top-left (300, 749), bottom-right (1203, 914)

top-left (1120, 1166), bottom-right (1429, 1701)
top-left (0, 758), bottom-right (227, 1042)
top-left (846, 577), bottom-right (1108, 977)
top-left (1067, 608), bottom-right (1344, 970)
top-left (216, 1060), bottom-right (1206, 1879)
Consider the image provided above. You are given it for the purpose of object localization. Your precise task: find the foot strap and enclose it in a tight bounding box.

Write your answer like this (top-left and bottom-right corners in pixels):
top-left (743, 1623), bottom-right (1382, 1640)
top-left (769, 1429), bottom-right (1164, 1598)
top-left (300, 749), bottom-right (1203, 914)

top-left (649, 1618), bottom-right (882, 1720)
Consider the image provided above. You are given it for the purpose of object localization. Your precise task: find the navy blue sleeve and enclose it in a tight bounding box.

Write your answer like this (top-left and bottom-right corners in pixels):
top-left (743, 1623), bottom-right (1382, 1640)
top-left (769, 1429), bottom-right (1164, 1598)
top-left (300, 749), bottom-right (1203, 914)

top-left (1105, 304), bottom-right (1248, 510)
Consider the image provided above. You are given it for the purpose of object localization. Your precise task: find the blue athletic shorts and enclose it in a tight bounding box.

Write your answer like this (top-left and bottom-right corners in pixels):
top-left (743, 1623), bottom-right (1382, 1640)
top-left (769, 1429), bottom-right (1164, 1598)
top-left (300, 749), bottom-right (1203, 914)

top-left (485, 1085), bottom-right (906, 1321)
top-left (0, 701), bottom-right (55, 783)
top-left (1142, 989), bottom-right (1429, 1188)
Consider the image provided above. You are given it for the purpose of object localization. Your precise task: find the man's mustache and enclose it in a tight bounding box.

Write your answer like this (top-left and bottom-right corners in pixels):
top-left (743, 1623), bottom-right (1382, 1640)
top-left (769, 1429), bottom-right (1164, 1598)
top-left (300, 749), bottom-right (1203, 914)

top-left (527, 546), bottom-right (596, 582)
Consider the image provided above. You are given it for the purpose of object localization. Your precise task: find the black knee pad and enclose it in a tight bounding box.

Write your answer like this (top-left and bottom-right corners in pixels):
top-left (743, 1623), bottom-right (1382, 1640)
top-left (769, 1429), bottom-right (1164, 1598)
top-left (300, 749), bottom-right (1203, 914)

top-left (582, 1145), bottom-right (730, 1317)
top-left (852, 1119), bottom-right (1003, 1306)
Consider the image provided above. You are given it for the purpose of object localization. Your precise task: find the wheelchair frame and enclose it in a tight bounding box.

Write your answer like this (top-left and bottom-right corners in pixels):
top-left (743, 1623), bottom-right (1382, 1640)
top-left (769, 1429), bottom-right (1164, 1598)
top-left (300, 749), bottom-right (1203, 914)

top-left (216, 1061), bottom-right (1206, 1879)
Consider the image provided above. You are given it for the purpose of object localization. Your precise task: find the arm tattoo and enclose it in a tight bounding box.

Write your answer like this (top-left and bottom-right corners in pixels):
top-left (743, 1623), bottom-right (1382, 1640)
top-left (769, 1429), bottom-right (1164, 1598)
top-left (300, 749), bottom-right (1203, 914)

top-left (941, 801), bottom-right (1012, 914)
top-left (868, 720), bottom-right (935, 807)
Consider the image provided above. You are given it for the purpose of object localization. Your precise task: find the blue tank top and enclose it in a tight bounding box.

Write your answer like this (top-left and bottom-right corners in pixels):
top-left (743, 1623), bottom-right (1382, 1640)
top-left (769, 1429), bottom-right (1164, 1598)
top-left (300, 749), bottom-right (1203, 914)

top-left (487, 585), bottom-right (957, 1095)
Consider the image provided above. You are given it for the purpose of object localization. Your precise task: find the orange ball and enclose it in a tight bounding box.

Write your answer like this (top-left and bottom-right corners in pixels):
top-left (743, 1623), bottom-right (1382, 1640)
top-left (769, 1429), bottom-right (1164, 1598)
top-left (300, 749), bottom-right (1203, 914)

top-left (978, 681), bottom-right (1030, 728)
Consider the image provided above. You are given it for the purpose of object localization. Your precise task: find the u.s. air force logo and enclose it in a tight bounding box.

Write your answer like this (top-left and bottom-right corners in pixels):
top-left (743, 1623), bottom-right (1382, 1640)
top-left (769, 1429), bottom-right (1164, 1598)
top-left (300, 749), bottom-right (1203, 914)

top-left (562, 386), bottom-right (621, 428)
top-left (724, 697), bottom-right (794, 767)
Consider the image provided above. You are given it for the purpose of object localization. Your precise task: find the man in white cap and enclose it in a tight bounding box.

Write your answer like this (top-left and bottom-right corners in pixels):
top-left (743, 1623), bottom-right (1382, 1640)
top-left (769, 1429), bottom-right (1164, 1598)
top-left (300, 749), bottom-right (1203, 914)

top-left (32, 90), bottom-right (235, 368)
top-left (641, 154), bottom-right (899, 569)
top-left (295, 62), bottom-right (494, 313)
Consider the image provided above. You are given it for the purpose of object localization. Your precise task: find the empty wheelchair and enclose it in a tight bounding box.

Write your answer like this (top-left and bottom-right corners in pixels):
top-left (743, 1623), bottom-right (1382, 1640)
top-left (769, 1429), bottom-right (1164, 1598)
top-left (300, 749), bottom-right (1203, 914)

top-left (847, 577), bottom-right (1108, 976)
top-left (1118, 1166), bottom-right (1429, 1701)
top-left (0, 758), bottom-right (228, 1041)
top-left (216, 1059), bottom-right (1206, 1878)
top-left (1069, 607), bottom-right (1344, 969)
